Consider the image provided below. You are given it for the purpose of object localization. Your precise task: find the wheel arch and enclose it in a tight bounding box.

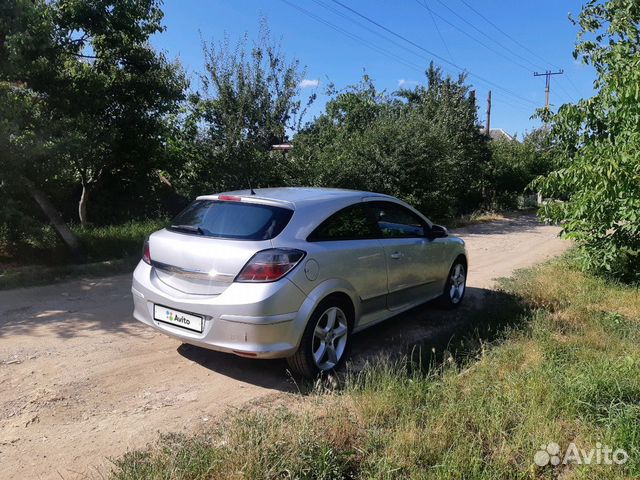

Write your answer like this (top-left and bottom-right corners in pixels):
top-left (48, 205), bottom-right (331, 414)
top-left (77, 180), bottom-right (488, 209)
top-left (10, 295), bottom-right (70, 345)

top-left (291, 278), bottom-right (360, 348)
top-left (454, 253), bottom-right (468, 269)
top-left (322, 291), bottom-right (355, 324)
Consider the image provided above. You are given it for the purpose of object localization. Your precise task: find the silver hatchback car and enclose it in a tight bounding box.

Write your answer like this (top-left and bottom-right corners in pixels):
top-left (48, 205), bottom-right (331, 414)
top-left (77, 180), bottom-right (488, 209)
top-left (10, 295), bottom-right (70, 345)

top-left (132, 188), bottom-right (467, 377)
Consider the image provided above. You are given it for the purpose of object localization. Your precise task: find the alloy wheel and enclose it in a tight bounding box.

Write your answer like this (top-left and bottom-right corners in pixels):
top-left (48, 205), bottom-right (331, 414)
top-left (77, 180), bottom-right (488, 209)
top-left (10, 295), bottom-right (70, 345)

top-left (449, 263), bottom-right (466, 304)
top-left (312, 306), bottom-right (349, 371)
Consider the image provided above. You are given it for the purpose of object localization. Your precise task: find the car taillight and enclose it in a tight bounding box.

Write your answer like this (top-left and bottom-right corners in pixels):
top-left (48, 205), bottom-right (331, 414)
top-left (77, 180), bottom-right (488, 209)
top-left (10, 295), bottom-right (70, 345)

top-left (236, 248), bottom-right (305, 282)
top-left (142, 239), bottom-right (151, 265)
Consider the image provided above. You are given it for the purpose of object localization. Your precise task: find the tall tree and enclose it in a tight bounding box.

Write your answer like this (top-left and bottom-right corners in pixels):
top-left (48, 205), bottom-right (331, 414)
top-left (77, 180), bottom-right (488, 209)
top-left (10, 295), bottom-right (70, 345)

top-left (174, 23), bottom-right (306, 196)
top-left (0, 82), bottom-right (82, 257)
top-left (1, 0), bottom-right (186, 226)
top-left (534, 0), bottom-right (640, 281)
top-left (293, 65), bottom-right (490, 220)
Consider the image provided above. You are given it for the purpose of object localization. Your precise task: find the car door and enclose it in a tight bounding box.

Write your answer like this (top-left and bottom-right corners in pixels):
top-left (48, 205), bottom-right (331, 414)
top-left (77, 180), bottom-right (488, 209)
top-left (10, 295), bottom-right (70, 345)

top-left (366, 201), bottom-right (444, 311)
top-left (305, 203), bottom-right (389, 325)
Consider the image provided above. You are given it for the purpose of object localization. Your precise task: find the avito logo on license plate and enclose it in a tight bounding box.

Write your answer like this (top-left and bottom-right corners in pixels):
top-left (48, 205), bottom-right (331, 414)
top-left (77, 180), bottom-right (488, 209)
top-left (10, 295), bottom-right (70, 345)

top-left (154, 305), bottom-right (203, 333)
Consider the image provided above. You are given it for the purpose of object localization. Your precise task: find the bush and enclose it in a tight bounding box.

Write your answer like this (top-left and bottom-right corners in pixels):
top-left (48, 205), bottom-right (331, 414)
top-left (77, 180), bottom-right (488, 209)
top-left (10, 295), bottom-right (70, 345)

top-left (534, 0), bottom-right (640, 282)
top-left (0, 218), bottom-right (166, 266)
top-left (292, 66), bottom-right (491, 221)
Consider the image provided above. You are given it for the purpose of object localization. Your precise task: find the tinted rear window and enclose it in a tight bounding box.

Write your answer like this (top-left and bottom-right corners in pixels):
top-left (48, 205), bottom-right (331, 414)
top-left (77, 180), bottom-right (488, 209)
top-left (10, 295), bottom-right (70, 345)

top-left (169, 200), bottom-right (293, 240)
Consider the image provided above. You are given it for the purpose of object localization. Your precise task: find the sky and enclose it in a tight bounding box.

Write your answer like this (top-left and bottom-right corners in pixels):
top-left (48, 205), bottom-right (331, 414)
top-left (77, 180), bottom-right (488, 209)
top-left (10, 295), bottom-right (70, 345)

top-left (152, 0), bottom-right (596, 138)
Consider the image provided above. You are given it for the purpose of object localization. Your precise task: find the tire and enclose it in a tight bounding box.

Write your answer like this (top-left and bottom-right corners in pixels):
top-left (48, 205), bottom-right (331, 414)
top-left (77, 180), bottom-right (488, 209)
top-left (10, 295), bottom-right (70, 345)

top-left (287, 296), bottom-right (353, 378)
top-left (437, 258), bottom-right (467, 309)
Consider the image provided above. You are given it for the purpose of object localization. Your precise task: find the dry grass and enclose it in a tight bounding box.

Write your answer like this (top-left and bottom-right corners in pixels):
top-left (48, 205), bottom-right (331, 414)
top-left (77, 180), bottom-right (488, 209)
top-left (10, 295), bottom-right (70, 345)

top-left (109, 257), bottom-right (640, 480)
top-left (447, 211), bottom-right (507, 229)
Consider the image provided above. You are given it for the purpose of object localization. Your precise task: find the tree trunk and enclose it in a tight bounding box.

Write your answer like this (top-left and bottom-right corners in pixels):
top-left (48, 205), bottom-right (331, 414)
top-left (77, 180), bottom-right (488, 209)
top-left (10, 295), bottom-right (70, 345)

top-left (79, 182), bottom-right (90, 227)
top-left (22, 177), bottom-right (83, 261)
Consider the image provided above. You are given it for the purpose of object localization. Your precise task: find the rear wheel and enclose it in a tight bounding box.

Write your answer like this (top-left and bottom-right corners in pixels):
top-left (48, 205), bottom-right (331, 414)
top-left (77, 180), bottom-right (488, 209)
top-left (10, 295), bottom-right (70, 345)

top-left (287, 296), bottom-right (352, 378)
top-left (438, 259), bottom-right (467, 308)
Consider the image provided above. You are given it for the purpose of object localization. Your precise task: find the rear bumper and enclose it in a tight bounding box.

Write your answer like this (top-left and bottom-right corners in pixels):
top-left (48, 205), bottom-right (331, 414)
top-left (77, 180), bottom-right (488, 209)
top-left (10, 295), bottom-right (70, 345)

top-left (131, 261), bottom-right (308, 359)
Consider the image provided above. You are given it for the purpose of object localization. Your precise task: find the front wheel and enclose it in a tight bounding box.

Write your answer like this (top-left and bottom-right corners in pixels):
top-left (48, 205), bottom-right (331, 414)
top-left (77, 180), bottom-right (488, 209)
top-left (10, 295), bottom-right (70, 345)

top-left (438, 259), bottom-right (467, 308)
top-left (287, 297), bottom-right (352, 378)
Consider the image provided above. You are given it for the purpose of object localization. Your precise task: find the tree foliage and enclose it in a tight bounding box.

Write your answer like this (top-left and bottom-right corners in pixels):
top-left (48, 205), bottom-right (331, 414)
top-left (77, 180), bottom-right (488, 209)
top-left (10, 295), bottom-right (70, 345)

top-left (0, 4), bottom-right (562, 265)
top-left (1, 0), bottom-right (186, 226)
top-left (534, 0), bottom-right (640, 281)
top-left (487, 128), bottom-right (557, 209)
top-left (171, 24), bottom-right (308, 198)
top-left (293, 65), bottom-right (491, 220)
top-left (0, 84), bottom-right (52, 253)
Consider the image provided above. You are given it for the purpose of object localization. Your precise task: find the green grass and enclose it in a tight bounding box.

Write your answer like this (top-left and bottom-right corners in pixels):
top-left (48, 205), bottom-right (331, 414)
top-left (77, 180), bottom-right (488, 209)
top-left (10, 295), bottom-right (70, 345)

top-left (0, 219), bottom-right (166, 289)
top-left (0, 257), bottom-right (140, 289)
top-left (75, 219), bottom-right (167, 262)
top-left (108, 258), bottom-right (640, 480)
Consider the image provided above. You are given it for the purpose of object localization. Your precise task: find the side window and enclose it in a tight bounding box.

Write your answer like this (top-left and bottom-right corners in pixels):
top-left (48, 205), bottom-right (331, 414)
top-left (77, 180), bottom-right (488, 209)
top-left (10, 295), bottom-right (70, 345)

top-left (368, 201), bottom-right (427, 238)
top-left (308, 203), bottom-right (380, 241)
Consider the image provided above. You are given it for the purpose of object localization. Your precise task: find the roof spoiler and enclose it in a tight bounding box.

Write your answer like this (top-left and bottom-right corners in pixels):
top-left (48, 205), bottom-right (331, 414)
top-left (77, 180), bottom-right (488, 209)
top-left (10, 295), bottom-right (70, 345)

top-left (196, 194), bottom-right (295, 210)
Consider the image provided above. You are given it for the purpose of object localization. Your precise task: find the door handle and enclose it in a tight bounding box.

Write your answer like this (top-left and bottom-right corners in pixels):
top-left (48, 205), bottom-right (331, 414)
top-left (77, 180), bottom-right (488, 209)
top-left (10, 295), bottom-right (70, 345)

top-left (390, 252), bottom-right (402, 260)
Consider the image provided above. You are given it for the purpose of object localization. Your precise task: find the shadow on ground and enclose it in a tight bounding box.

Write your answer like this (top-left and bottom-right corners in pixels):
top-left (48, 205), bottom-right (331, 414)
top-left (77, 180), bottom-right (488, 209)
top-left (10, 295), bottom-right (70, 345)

top-left (0, 276), bottom-right (142, 339)
top-left (178, 286), bottom-right (527, 390)
top-left (177, 343), bottom-right (291, 390)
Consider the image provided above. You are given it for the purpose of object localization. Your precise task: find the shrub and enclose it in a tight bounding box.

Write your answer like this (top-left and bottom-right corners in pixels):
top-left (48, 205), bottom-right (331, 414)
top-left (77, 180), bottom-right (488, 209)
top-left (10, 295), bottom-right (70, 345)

top-left (292, 66), bottom-right (491, 221)
top-left (534, 0), bottom-right (640, 282)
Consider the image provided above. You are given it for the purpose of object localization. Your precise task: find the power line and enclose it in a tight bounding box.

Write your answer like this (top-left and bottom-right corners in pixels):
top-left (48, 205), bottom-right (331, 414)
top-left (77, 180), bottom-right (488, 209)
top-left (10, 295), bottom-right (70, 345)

top-left (306, 0), bottom-right (535, 111)
top-left (416, 0), bottom-right (535, 74)
top-left (431, 0), bottom-right (544, 72)
top-left (458, 0), bottom-right (583, 100)
top-left (278, 0), bottom-right (536, 114)
top-left (280, 0), bottom-right (426, 76)
top-left (564, 74), bottom-right (585, 99)
top-left (459, 0), bottom-right (559, 70)
top-left (417, 0), bottom-right (453, 62)
top-left (312, 0), bottom-right (438, 69)
top-left (329, 0), bottom-right (538, 107)
top-left (556, 80), bottom-right (575, 103)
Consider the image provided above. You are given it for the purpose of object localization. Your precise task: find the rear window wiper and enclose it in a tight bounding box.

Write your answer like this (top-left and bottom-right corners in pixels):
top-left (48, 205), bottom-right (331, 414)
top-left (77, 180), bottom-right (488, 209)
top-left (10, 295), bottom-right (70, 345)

top-left (170, 224), bottom-right (205, 235)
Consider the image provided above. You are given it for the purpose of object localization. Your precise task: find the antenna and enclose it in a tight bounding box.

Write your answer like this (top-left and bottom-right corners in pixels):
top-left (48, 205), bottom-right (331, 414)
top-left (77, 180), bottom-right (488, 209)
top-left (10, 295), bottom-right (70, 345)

top-left (248, 179), bottom-right (256, 195)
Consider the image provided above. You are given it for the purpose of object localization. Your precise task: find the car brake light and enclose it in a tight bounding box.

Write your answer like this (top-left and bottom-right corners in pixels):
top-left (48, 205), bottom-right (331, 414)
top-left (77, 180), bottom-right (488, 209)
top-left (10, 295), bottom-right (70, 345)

top-left (218, 195), bottom-right (242, 201)
top-left (235, 249), bottom-right (305, 282)
top-left (142, 239), bottom-right (151, 265)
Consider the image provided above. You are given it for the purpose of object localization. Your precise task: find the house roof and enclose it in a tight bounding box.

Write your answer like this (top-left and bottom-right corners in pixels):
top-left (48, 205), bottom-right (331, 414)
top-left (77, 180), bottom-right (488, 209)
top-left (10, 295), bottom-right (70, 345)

top-left (488, 128), bottom-right (515, 141)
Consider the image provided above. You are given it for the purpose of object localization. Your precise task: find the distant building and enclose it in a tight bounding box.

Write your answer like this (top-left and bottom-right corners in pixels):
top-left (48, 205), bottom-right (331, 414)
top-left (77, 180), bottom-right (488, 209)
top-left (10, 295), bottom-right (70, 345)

top-left (271, 143), bottom-right (293, 152)
top-left (486, 128), bottom-right (516, 142)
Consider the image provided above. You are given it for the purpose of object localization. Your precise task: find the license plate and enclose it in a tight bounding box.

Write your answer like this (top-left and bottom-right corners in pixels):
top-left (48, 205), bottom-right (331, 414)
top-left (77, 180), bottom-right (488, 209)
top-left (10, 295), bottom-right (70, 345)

top-left (153, 305), bottom-right (203, 333)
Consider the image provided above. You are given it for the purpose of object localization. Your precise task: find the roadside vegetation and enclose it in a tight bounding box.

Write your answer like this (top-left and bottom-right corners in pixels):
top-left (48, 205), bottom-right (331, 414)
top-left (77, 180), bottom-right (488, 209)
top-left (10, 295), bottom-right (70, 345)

top-left (108, 257), bottom-right (640, 479)
top-left (0, 219), bottom-right (165, 289)
top-left (534, 0), bottom-right (640, 281)
top-left (1, 0), bottom-right (638, 282)
top-left (1, 0), bottom-right (551, 274)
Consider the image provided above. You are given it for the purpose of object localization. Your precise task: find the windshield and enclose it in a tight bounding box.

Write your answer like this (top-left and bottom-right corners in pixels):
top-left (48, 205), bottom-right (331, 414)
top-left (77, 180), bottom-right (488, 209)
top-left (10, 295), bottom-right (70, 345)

top-left (168, 200), bottom-right (293, 240)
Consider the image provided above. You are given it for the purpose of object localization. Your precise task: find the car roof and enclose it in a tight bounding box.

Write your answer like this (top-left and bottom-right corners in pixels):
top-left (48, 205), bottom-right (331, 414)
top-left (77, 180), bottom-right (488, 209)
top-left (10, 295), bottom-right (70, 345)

top-left (199, 187), bottom-right (394, 206)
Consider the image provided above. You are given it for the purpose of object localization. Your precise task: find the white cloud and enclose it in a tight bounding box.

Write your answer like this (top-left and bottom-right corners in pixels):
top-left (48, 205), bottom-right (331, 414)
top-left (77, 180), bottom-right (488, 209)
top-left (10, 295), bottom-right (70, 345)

top-left (299, 79), bottom-right (320, 88)
top-left (398, 79), bottom-right (419, 87)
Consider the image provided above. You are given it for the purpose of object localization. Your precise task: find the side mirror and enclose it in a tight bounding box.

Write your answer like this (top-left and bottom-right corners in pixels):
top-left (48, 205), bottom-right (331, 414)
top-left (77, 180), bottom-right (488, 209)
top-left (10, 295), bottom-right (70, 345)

top-left (427, 224), bottom-right (448, 239)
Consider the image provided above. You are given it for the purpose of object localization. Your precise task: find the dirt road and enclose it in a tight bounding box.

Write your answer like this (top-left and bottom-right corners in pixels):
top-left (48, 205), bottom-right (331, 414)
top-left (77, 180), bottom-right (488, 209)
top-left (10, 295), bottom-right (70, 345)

top-left (0, 215), bottom-right (568, 480)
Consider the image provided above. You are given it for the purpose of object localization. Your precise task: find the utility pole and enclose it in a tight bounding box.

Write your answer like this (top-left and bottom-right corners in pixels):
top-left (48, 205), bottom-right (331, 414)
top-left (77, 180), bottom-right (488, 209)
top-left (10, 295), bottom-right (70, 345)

top-left (485, 90), bottom-right (491, 136)
top-left (533, 70), bottom-right (564, 108)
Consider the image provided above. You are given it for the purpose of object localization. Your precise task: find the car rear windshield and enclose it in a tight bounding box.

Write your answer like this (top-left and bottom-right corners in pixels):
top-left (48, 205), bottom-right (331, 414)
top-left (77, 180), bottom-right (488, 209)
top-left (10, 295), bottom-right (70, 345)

top-left (168, 200), bottom-right (294, 240)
